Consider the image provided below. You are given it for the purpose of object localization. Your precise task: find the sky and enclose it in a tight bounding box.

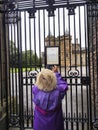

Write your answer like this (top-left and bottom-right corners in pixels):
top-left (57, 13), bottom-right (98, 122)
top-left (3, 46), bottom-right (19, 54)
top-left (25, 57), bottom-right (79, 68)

top-left (9, 5), bottom-right (86, 56)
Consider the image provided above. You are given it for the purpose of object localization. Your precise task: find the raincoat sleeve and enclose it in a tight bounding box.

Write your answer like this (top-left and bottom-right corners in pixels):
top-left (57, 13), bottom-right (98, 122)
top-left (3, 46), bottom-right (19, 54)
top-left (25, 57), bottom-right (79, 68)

top-left (32, 85), bottom-right (39, 95)
top-left (55, 72), bottom-right (68, 99)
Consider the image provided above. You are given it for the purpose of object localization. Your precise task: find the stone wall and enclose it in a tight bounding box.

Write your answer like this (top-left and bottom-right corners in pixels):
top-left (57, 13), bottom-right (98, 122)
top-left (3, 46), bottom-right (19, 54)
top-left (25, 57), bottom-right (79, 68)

top-left (89, 18), bottom-right (98, 110)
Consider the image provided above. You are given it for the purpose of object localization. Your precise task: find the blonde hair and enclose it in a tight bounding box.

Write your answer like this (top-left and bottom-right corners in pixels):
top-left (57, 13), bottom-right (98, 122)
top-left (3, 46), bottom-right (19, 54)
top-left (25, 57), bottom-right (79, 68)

top-left (35, 69), bottom-right (57, 92)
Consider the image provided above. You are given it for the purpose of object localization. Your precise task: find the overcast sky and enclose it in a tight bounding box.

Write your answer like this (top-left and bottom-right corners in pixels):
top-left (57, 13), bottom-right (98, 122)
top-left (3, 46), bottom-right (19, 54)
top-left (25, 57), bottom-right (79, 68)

top-left (9, 5), bottom-right (86, 56)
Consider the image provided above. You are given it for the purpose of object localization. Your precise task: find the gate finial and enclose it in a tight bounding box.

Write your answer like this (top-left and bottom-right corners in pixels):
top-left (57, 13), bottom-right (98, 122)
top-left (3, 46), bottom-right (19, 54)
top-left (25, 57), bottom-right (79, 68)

top-left (28, 0), bottom-right (36, 18)
top-left (6, 1), bottom-right (16, 11)
top-left (46, 0), bottom-right (55, 17)
top-left (28, 8), bottom-right (36, 18)
top-left (67, 5), bottom-right (76, 15)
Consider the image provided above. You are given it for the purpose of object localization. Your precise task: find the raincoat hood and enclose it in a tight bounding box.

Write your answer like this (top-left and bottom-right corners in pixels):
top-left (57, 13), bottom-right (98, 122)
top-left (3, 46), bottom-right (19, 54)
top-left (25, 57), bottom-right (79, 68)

top-left (33, 87), bottom-right (60, 111)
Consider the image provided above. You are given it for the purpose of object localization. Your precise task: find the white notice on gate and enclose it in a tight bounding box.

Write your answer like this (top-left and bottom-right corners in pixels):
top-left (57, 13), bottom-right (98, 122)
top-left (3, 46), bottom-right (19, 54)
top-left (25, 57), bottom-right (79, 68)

top-left (47, 47), bottom-right (59, 64)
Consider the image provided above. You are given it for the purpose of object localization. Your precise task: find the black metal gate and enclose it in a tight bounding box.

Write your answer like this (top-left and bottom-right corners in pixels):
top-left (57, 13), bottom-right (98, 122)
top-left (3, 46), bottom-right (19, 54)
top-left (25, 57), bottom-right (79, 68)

top-left (2, 0), bottom-right (98, 130)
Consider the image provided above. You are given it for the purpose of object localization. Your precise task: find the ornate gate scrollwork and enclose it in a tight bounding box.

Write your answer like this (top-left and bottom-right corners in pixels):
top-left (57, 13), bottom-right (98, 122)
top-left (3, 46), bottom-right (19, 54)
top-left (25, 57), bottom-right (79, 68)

top-left (28, 70), bottom-right (39, 78)
top-left (68, 67), bottom-right (79, 77)
top-left (9, 115), bottom-right (19, 126)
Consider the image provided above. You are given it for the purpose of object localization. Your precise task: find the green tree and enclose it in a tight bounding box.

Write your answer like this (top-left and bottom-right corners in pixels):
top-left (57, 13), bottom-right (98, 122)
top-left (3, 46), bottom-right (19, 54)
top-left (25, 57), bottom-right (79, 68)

top-left (9, 41), bottom-right (42, 68)
top-left (22, 50), bottom-right (42, 67)
top-left (9, 41), bottom-right (18, 67)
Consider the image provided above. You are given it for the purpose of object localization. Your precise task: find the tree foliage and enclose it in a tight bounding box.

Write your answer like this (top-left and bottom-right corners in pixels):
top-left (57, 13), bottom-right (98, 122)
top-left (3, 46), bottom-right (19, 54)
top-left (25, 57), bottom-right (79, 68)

top-left (9, 41), bottom-right (42, 68)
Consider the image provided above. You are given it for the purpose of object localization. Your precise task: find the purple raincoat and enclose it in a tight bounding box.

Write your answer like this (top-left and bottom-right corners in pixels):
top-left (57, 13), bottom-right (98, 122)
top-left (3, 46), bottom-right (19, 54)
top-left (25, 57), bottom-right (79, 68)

top-left (32, 72), bottom-right (68, 130)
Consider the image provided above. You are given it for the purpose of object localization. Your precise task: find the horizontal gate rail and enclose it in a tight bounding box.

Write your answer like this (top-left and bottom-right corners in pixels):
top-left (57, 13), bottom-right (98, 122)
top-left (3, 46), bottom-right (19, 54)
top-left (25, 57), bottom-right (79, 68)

top-left (0, 0), bottom-right (96, 12)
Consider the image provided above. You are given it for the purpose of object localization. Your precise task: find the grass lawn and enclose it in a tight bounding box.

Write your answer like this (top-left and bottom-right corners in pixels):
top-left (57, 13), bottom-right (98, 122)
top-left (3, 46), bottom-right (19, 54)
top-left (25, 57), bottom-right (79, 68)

top-left (10, 67), bottom-right (40, 73)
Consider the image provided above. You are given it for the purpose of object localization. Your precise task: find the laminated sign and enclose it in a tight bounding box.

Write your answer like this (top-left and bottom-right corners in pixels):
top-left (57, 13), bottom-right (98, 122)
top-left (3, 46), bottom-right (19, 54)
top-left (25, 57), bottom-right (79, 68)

top-left (45, 46), bottom-right (59, 65)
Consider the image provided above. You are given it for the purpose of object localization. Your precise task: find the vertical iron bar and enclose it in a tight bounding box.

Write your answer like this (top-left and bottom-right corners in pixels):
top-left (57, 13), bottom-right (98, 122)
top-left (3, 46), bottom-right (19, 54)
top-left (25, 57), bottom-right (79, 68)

top-left (18, 11), bottom-right (24, 130)
top-left (63, 7), bottom-right (68, 129)
top-left (34, 15), bottom-right (37, 70)
top-left (16, 11), bottom-right (21, 129)
top-left (84, 5), bottom-right (90, 130)
top-left (13, 15), bottom-right (18, 115)
top-left (7, 12), bottom-right (12, 119)
top-left (38, 10), bottom-right (41, 69)
top-left (63, 7), bottom-right (66, 76)
top-left (73, 14), bottom-right (77, 69)
top-left (48, 15), bottom-right (50, 45)
top-left (74, 11), bottom-right (79, 130)
top-left (68, 11), bottom-right (73, 130)
top-left (4, 12), bottom-right (9, 130)
top-left (12, 22), bottom-right (15, 114)
top-left (13, 16), bottom-right (17, 115)
top-left (58, 8), bottom-right (61, 71)
top-left (43, 9), bottom-right (46, 67)
top-left (29, 13), bottom-right (33, 127)
top-left (24, 11), bottom-right (29, 126)
top-left (79, 6), bottom-right (84, 130)
top-left (29, 19), bottom-right (32, 70)
top-left (10, 23), bottom-right (15, 114)
top-left (53, 14), bottom-right (55, 45)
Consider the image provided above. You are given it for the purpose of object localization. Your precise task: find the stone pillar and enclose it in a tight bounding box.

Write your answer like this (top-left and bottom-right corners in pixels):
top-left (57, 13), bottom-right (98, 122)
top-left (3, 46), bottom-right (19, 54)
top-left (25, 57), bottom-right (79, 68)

top-left (89, 18), bottom-right (98, 109)
top-left (0, 3), bottom-right (9, 130)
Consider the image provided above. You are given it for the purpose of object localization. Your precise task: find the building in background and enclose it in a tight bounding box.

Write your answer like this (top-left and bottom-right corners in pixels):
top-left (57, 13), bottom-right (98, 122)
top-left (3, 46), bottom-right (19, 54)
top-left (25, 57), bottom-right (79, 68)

top-left (45, 33), bottom-right (86, 67)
